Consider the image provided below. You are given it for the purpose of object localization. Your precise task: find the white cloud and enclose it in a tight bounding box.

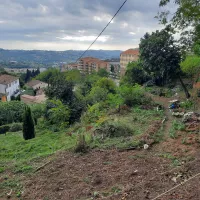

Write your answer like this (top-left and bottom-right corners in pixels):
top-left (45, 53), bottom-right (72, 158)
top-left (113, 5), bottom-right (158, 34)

top-left (0, 20), bottom-right (6, 24)
top-left (129, 32), bottom-right (136, 35)
top-left (57, 35), bottom-right (110, 42)
top-left (121, 22), bottom-right (128, 28)
top-left (93, 14), bottom-right (114, 23)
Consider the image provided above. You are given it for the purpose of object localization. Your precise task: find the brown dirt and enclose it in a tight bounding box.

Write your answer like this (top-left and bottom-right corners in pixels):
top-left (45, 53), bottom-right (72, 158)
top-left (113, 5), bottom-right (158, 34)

top-left (21, 149), bottom-right (200, 200)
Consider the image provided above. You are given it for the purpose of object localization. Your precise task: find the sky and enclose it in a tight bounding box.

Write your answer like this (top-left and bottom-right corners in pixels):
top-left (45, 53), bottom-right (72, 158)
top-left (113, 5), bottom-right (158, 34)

top-left (0, 0), bottom-right (169, 51)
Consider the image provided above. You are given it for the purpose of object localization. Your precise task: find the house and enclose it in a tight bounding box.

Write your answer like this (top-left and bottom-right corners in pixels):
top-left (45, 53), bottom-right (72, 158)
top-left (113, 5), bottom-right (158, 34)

top-left (0, 74), bottom-right (20, 101)
top-left (78, 57), bottom-right (109, 74)
top-left (26, 80), bottom-right (48, 90)
top-left (120, 49), bottom-right (139, 76)
top-left (61, 63), bottom-right (78, 72)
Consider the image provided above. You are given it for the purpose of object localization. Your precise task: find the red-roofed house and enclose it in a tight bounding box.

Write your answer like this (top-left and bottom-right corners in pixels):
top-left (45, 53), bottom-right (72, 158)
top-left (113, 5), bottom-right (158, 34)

top-left (120, 49), bottom-right (139, 75)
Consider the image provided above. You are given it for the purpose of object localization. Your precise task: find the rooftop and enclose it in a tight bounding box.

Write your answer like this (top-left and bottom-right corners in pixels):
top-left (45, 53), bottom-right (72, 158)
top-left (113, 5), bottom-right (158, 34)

top-left (121, 49), bottom-right (139, 56)
top-left (26, 80), bottom-right (46, 87)
top-left (79, 57), bottom-right (107, 64)
top-left (0, 74), bottom-right (18, 85)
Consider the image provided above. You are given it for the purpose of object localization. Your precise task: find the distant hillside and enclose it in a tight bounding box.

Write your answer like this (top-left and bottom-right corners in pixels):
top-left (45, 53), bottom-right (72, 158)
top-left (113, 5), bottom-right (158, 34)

top-left (0, 49), bottom-right (121, 64)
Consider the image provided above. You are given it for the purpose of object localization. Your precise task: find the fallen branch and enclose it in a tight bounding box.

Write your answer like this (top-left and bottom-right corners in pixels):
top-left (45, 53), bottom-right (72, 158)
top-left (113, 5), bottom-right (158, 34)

top-left (34, 161), bottom-right (51, 172)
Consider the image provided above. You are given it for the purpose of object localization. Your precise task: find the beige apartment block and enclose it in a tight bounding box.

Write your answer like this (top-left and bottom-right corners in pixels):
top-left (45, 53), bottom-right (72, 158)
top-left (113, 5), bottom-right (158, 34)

top-left (120, 49), bottom-right (139, 76)
top-left (78, 57), bottom-right (109, 74)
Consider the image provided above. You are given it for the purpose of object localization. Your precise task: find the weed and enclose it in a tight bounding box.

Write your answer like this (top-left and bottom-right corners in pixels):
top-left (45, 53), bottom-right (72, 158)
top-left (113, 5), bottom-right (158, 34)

top-left (0, 167), bottom-right (4, 173)
top-left (74, 134), bottom-right (88, 153)
top-left (111, 186), bottom-right (122, 194)
top-left (103, 161), bottom-right (112, 165)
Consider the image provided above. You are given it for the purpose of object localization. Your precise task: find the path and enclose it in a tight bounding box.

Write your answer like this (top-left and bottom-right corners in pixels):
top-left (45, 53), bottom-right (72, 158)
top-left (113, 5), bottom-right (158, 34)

top-left (150, 94), bottom-right (174, 139)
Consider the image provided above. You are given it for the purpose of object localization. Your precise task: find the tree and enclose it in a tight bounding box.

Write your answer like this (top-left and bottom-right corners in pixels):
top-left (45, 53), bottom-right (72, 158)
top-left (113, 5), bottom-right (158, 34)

top-left (122, 61), bottom-right (148, 85)
top-left (45, 73), bottom-right (74, 105)
top-left (25, 69), bottom-right (31, 83)
top-left (181, 55), bottom-right (200, 83)
top-left (95, 77), bottom-right (116, 94)
top-left (23, 106), bottom-right (35, 140)
top-left (158, 0), bottom-right (200, 51)
top-left (97, 68), bottom-right (109, 77)
top-left (140, 28), bottom-right (190, 98)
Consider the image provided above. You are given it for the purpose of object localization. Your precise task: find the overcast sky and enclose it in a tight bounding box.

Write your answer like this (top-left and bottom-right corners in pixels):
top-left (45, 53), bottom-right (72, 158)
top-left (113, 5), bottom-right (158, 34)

top-left (0, 0), bottom-right (169, 51)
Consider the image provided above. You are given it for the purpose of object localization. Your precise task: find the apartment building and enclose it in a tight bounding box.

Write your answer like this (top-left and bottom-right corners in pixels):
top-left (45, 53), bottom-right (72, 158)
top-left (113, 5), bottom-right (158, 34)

top-left (78, 57), bottom-right (109, 74)
top-left (120, 49), bottom-right (139, 76)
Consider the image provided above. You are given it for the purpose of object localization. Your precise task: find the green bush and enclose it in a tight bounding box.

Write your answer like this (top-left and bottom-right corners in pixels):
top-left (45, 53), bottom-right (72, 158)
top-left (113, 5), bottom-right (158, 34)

top-left (180, 100), bottom-right (194, 110)
top-left (45, 100), bottom-right (70, 128)
top-left (119, 84), bottom-right (150, 107)
top-left (94, 120), bottom-right (133, 138)
top-left (0, 101), bottom-right (26, 126)
top-left (9, 123), bottom-right (22, 132)
top-left (0, 125), bottom-right (10, 134)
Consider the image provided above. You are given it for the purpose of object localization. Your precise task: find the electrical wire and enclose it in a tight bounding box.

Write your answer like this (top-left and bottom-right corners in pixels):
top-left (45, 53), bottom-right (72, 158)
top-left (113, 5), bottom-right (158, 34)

top-left (76, 0), bottom-right (128, 62)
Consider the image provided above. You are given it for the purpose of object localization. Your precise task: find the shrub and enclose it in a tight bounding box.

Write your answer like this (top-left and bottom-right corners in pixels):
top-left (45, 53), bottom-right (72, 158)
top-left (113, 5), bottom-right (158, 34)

top-left (23, 106), bottom-right (35, 140)
top-left (9, 123), bottom-right (22, 132)
top-left (74, 134), bottom-right (88, 153)
top-left (119, 84), bottom-right (150, 107)
top-left (45, 100), bottom-right (70, 128)
top-left (180, 100), bottom-right (194, 110)
top-left (86, 86), bottom-right (108, 105)
top-left (0, 101), bottom-right (26, 126)
top-left (0, 125), bottom-right (10, 135)
top-left (94, 120), bottom-right (133, 139)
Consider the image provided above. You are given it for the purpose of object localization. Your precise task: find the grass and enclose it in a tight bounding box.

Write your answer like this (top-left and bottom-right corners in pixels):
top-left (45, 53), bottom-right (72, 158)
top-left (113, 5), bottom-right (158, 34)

top-left (0, 106), bottom-right (164, 198)
top-left (90, 107), bottom-right (164, 149)
top-left (0, 125), bottom-right (77, 198)
top-left (169, 120), bottom-right (185, 139)
top-left (0, 129), bottom-right (76, 164)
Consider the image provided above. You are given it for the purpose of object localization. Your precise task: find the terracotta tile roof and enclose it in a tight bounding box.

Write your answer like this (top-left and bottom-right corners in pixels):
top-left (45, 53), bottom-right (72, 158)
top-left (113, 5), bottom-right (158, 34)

top-left (79, 57), bottom-right (108, 65)
top-left (26, 80), bottom-right (46, 87)
top-left (121, 49), bottom-right (139, 56)
top-left (0, 74), bottom-right (18, 85)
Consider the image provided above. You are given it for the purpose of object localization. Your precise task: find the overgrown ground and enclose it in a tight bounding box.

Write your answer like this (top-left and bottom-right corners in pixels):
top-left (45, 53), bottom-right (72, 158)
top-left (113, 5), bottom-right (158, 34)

top-left (1, 91), bottom-right (200, 199)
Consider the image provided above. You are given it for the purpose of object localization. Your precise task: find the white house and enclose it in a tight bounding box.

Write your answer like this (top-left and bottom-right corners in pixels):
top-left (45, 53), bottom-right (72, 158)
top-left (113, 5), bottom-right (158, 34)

top-left (0, 74), bottom-right (20, 101)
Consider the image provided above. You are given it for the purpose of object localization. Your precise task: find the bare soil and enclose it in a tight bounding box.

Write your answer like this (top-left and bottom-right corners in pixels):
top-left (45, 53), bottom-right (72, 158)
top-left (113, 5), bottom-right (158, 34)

top-left (21, 148), bottom-right (200, 200)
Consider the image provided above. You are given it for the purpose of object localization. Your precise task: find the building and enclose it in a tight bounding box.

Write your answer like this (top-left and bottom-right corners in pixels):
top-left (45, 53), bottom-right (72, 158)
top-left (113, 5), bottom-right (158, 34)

top-left (0, 74), bottom-right (20, 101)
top-left (26, 80), bottom-right (48, 90)
top-left (105, 58), bottom-right (120, 75)
top-left (61, 63), bottom-right (78, 72)
top-left (78, 57), bottom-right (109, 74)
top-left (120, 49), bottom-right (139, 75)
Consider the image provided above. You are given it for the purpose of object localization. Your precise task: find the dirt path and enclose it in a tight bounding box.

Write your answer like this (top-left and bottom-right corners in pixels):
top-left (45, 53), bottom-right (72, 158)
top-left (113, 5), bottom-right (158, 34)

top-left (150, 95), bottom-right (174, 139)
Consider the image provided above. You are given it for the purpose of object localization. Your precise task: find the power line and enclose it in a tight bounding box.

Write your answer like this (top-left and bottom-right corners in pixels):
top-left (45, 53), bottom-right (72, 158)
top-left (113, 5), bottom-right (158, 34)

top-left (76, 0), bottom-right (128, 62)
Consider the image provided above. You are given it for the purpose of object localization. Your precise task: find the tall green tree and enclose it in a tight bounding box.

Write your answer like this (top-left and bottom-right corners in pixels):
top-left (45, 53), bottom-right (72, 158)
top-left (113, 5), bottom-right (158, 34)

top-left (158, 0), bottom-right (200, 51)
top-left (139, 28), bottom-right (190, 98)
top-left (23, 106), bottom-right (35, 140)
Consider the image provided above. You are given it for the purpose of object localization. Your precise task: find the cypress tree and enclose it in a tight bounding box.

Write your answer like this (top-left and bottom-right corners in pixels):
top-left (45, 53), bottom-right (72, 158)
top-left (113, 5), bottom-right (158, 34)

top-left (23, 106), bottom-right (35, 140)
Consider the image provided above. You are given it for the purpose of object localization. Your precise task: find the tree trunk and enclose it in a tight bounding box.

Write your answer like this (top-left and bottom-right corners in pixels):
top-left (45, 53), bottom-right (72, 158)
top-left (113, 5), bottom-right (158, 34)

top-left (179, 75), bottom-right (190, 99)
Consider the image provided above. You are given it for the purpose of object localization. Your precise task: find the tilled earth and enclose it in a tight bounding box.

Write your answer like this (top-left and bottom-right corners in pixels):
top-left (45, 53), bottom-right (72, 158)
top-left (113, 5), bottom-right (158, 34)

top-left (22, 149), bottom-right (200, 200)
